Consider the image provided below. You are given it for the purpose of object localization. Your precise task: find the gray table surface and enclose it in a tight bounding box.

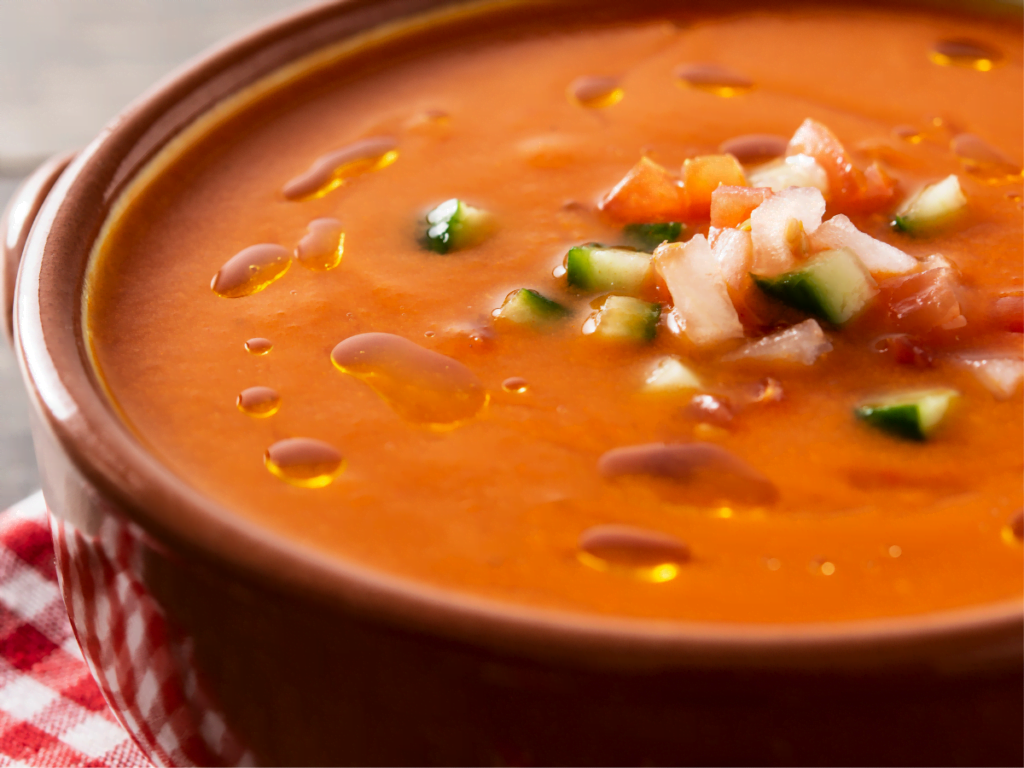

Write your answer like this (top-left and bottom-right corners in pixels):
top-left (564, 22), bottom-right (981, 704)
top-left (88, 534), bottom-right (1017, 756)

top-left (0, 0), bottom-right (307, 509)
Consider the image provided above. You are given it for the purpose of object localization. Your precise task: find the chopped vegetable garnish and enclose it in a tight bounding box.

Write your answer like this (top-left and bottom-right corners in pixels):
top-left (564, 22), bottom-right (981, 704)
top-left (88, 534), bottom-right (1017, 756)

top-left (643, 356), bottom-right (701, 393)
top-left (954, 356), bottom-right (1024, 400)
top-left (710, 186), bottom-right (773, 228)
top-left (600, 157), bottom-right (688, 223)
top-left (892, 175), bottom-right (968, 235)
top-left (877, 264), bottom-right (962, 334)
top-left (750, 186), bottom-right (826, 275)
top-left (586, 295), bottom-right (661, 342)
top-left (752, 247), bottom-right (877, 325)
top-left (723, 319), bottom-right (832, 365)
top-left (992, 295), bottom-right (1024, 333)
top-left (711, 227), bottom-right (753, 294)
top-left (424, 198), bottom-right (494, 253)
top-left (747, 154), bottom-right (830, 195)
top-left (566, 243), bottom-right (653, 294)
top-left (855, 389), bottom-right (958, 440)
top-left (496, 288), bottom-right (569, 326)
top-left (681, 154), bottom-right (748, 217)
top-left (808, 214), bottom-right (917, 275)
top-left (654, 235), bottom-right (744, 347)
top-left (623, 222), bottom-right (685, 251)
top-left (786, 118), bottom-right (862, 201)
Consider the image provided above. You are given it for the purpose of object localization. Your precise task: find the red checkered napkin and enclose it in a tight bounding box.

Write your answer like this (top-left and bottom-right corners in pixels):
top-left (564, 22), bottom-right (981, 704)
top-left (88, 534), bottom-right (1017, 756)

top-left (0, 492), bottom-right (149, 767)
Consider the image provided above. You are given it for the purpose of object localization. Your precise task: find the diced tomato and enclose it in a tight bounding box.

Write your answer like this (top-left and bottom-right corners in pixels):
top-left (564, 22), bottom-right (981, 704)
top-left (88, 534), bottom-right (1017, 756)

top-left (787, 120), bottom-right (895, 213)
top-left (600, 157), bottom-right (688, 223)
top-left (877, 267), bottom-right (962, 335)
top-left (846, 161), bottom-right (899, 212)
top-left (874, 334), bottom-right (934, 368)
top-left (710, 186), bottom-right (773, 228)
top-left (788, 119), bottom-right (863, 198)
top-left (993, 295), bottom-right (1024, 333)
top-left (681, 155), bottom-right (748, 218)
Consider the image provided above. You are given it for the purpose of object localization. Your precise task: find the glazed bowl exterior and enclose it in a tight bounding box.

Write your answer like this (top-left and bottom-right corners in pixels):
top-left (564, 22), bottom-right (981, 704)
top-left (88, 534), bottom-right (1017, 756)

top-left (2, 0), bottom-right (1022, 764)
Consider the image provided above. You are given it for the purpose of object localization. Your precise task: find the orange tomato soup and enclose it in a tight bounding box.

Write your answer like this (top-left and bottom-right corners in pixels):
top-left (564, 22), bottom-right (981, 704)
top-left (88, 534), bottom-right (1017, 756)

top-left (85, 2), bottom-right (1023, 623)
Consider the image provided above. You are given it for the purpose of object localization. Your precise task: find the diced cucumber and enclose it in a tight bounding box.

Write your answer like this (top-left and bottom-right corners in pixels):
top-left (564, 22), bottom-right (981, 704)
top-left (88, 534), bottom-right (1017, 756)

top-left (752, 247), bottom-right (877, 325)
top-left (566, 243), bottom-right (652, 295)
top-left (623, 222), bottom-right (685, 251)
top-left (587, 296), bottom-right (661, 342)
top-left (854, 389), bottom-right (958, 441)
top-left (643, 356), bottom-right (701, 392)
top-left (892, 175), bottom-right (967, 235)
top-left (424, 198), bottom-right (493, 253)
top-left (496, 288), bottom-right (569, 326)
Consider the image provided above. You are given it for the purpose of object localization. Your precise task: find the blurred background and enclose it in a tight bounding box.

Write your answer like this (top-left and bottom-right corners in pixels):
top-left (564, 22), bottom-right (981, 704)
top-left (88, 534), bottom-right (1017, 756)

top-left (0, 0), bottom-right (308, 508)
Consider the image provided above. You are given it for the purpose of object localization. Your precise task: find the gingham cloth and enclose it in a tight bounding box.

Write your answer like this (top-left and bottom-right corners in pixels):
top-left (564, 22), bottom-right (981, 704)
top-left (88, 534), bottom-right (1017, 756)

top-left (0, 491), bottom-right (149, 767)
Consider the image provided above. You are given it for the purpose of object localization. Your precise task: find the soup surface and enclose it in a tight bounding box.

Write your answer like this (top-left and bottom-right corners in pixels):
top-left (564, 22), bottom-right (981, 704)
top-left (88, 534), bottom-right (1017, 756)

top-left (86, 1), bottom-right (1023, 623)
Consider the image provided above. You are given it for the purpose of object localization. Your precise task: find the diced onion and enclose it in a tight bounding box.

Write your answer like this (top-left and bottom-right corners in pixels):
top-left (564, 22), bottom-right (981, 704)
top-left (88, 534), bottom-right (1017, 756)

top-left (954, 355), bottom-right (1024, 400)
top-left (654, 235), bottom-right (744, 347)
top-left (748, 154), bottom-right (830, 195)
top-left (809, 214), bottom-right (917, 276)
top-left (750, 186), bottom-right (827, 276)
top-left (723, 319), bottom-right (833, 365)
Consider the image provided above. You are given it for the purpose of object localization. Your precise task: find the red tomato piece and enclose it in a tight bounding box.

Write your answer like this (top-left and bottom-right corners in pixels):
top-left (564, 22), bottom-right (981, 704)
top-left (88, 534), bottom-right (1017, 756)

top-left (878, 268), bottom-right (962, 335)
top-left (710, 186), bottom-right (773, 228)
top-left (993, 295), bottom-right (1024, 333)
top-left (600, 157), bottom-right (689, 223)
top-left (681, 154), bottom-right (748, 218)
top-left (847, 161), bottom-right (899, 212)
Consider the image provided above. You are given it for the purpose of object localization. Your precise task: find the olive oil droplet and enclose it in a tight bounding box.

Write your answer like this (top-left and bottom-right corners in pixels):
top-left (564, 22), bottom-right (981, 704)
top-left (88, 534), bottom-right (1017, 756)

top-left (502, 377), bottom-right (529, 394)
top-left (331, 333), bottom-right (488, 428)
top-left (675, 63), bottom-right (753, 97)
top-left (265, 438), bottom-right (344, 488)
top-left (212, 245), bottom-right (290, 298)
top-left (296, 218), bottom-right (345, 271)
top-left (568, 75), bottom-right (623, 108)
top-left (245, 337), bottom-right (273, 355)
top-left (892, 125), bottom-right (923, 144)
top-left (577, 524), bottom-right (689, 583)
top-left (283, 137), bottom-right (398, 200)
top-left (237, 386), bottom-right (281, 417)
top-left (1002, 510), bottom-right (1023, 545)
top-left (950, 133), bottom-right (1022, 183)
top-left (929, 39), bottom-right (1003, 71)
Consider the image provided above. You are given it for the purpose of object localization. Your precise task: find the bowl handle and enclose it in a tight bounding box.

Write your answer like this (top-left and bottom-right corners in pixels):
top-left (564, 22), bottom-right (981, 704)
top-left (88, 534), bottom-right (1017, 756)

top-left (1, 151), bottom-right (77, 346)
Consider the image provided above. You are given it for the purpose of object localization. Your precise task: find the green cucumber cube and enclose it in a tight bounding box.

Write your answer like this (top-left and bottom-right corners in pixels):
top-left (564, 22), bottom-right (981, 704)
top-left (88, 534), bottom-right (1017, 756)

top-left (623, 222), bottom-right (685, 251)
top-left (892, 175), bottom-right (967, 235)
top-left (566, 243), bottom-right (652, 295)
top-left (424, 198), bottom-right (493, 253)
top-left (854, 388), bottom-right (958, 441)
top-left (752, 247), bottom-right (877, 325)
top-left (588, 296), bottom-right (661, 342)
top-left (496, 289), bottom-right (569, 326)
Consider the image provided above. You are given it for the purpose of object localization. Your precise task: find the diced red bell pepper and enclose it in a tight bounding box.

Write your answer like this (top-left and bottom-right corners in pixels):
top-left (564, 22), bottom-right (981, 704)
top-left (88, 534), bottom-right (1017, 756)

top-left (710, 186), bottom-right (773, 228)
top-left (600, 157), bottom-right (688, 223)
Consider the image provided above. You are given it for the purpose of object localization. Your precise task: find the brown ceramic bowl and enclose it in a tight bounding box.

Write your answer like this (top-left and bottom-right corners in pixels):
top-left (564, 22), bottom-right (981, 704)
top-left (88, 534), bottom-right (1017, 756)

top-left (2, 0), bottom-right (1022, 764)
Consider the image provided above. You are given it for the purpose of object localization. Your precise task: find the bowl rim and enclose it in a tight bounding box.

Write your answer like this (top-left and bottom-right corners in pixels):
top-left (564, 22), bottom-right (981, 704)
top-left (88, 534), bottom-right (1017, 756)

top-left (13, 0), bottom-right (1024, 672)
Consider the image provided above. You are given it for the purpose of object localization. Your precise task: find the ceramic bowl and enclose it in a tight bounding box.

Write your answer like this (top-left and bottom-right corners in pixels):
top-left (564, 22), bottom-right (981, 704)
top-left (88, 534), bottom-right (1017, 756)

top-left (2, 0), bottom-right (1021, 764)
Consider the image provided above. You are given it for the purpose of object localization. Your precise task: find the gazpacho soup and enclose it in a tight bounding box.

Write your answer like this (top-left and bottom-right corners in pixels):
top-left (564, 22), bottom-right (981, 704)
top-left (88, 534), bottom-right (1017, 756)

top-left (85, 0), bottom-right (1023, 624)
